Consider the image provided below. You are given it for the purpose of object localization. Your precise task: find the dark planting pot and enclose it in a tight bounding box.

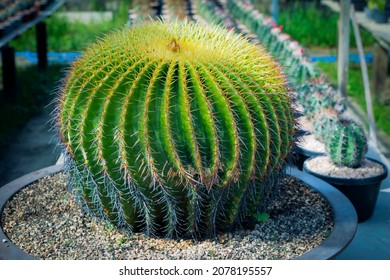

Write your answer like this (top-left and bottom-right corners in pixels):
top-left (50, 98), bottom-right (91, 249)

top-left (365, 7), bottom-right (390, 23)
top-left (372, 9), bottom-right (389, 23)
top-left (40, 0), bottom-right (49, 11)
top-left (22, 9), bottom-right (32, 23)
top-left (365, 6), bottom-right (375, 20)
top-left (334, 0), bottom-right (367, 11)
top-left (0, 164), bottom-right (357, 260)
top-left (303, 157), bottom-right (388, 223)
top-left (351, 1), bottom-right (369, 11)
top-left (0, 23), bottom-right (4, 38)
top-left (295, 146), bottom-right (325, 171)
top-left (2, 20), bottom-right (14, 36)
top-left (10, 14), bottom-right (22, 30)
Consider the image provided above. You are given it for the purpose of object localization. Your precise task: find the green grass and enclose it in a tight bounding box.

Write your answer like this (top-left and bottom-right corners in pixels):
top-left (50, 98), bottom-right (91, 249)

top-left (317, 62), bottom-right (390, 136)
top-left (10, 2), bottom-right (129, 52)
top-left (278, 3), bottom-right (377, 48)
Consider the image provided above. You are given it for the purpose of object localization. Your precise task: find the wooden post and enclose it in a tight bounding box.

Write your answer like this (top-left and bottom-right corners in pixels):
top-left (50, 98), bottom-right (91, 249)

top-left (337, 0), bottom-right (351, 101)
top-left (36, 21), bottom-right (48, 70)
top-left (373, 44), bottom-right (389, 104)
top-left (350, 6), bottom-right (378, 147)
top-left (1, 45), bottom-right (17, 102)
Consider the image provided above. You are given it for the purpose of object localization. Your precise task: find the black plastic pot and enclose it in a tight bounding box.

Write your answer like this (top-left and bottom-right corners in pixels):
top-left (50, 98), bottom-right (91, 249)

top-left (303, 157), bottom-right (388, 223)
top-left (0, 164), bottom-right (357, 260)
top-left (365, 6), bottom-right (375, 20)
top-left (351, 0), bottom-right (369, 11)
top-left (372, 10), bottom-right (389, 23)
top-left (334, 0), bottom-right (367, 11)
top-left (365, 7), bottom-right (390, 23)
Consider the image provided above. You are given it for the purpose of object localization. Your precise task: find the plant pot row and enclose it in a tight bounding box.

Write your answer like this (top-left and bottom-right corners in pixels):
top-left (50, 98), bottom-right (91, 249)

top-left (0, 164), bottom-right (358, 260)
top-left (295, 147), bottom-right (388, 223)
top-left (365, 6), bottom-right (390, 23)
top-left (0, 0), bottom-right (55, 39)
top-left (333, 0), bottom-right (390, 23)
top-left (333, 0), bottom-right (367, 11)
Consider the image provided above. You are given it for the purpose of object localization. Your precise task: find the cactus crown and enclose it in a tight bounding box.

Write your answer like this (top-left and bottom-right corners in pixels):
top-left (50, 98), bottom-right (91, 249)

top-left (57, 20), bottom-right (295, 239)
top-left (325, 119), bottom-right (368, 168)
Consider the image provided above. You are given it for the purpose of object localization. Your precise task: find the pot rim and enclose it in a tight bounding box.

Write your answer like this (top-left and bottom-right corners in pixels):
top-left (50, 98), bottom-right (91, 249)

top-left (303, 156), bottom-right (388, 185)
top-left (0, 164), bottom-right (64, 260)
top-left (297, 145), bottom-right (325, 157)
top-left (289, 167), bottom-right (357, 259)
top-left (0, 164), bottom-right (357, 260)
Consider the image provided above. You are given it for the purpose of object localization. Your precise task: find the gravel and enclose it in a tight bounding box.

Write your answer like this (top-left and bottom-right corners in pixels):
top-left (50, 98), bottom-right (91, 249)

top-left (305, 156), bottom-right (386, 179)
top-left (1, 172), bottom-right (333, 260)
top-left (297, 116), bottom-right (314, 133)
top-left (297, 134), bottom-right (326, 154)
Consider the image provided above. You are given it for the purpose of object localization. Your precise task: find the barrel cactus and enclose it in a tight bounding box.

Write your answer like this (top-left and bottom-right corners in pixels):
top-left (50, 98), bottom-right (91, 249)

top-left (297, 80), bottom-right (345, 120)
top-left (312, 111), bottom-right (339, 142)
top-left (325, 119), bottom-right (368, 168)
top-left (56, 20), bottom-right (296, 239)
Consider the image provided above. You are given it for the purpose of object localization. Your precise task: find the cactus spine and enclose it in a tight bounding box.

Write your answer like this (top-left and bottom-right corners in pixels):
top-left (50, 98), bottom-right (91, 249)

top-left (57, 20), bottom-right (295, 238)
top-left (325, 119), bottom-right (368, 168)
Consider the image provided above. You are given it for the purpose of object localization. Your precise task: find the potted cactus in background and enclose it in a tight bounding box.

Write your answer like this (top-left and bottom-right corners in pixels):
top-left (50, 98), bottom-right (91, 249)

top-left (312, 111), bottom-right (340, 144)
top-left (303, 119), bottom-right (388, 222)
top-left (365, 0), bottom-right (390, 23)
top-left (294, 79), bottom-right (345, 169)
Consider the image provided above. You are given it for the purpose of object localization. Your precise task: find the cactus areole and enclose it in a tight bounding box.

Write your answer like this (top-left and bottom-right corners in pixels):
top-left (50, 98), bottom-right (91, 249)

top-left (57, 20), bottom-right (296, 238)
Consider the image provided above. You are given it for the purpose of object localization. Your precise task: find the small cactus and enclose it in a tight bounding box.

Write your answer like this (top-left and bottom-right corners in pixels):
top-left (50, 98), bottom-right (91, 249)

top-left (262, 26), bottom-right (282, 50)
top-left (269, 33), bottom-right (291, 59)
top-left (279, 40), bottom-right (301, 64)
top-left (288, 57), bottom-right (320, 85)
top-left (297, 81), bottom-right (345, 120)
top-left (312, 111), bottom-right (339, 142)
top-left (325, 119), bottom-right (368, 168)
top-left (56, 20), bottom-right (296, 238)
top-left (256, 16), bottom-right (276, 41)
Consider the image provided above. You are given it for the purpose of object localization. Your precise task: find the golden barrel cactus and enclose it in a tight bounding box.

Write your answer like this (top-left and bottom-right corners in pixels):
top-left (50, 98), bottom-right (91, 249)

top-left (57, 20), bottom-right (296, 238)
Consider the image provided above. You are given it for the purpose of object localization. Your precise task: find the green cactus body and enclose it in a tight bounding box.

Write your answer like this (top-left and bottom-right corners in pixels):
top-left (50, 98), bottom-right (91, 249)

top-left (325, 119), bottom-right (368, 168)
top-left (289, 58), bottom-right (320, 85)
top-left (57, 20), bottom-right (295, 238)
top-left (312, 112), bottom-right (339, 142)
top-left (269, 33), bottom-right (291, 60)
top-left (297, 81), bottom-right (343, 120)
